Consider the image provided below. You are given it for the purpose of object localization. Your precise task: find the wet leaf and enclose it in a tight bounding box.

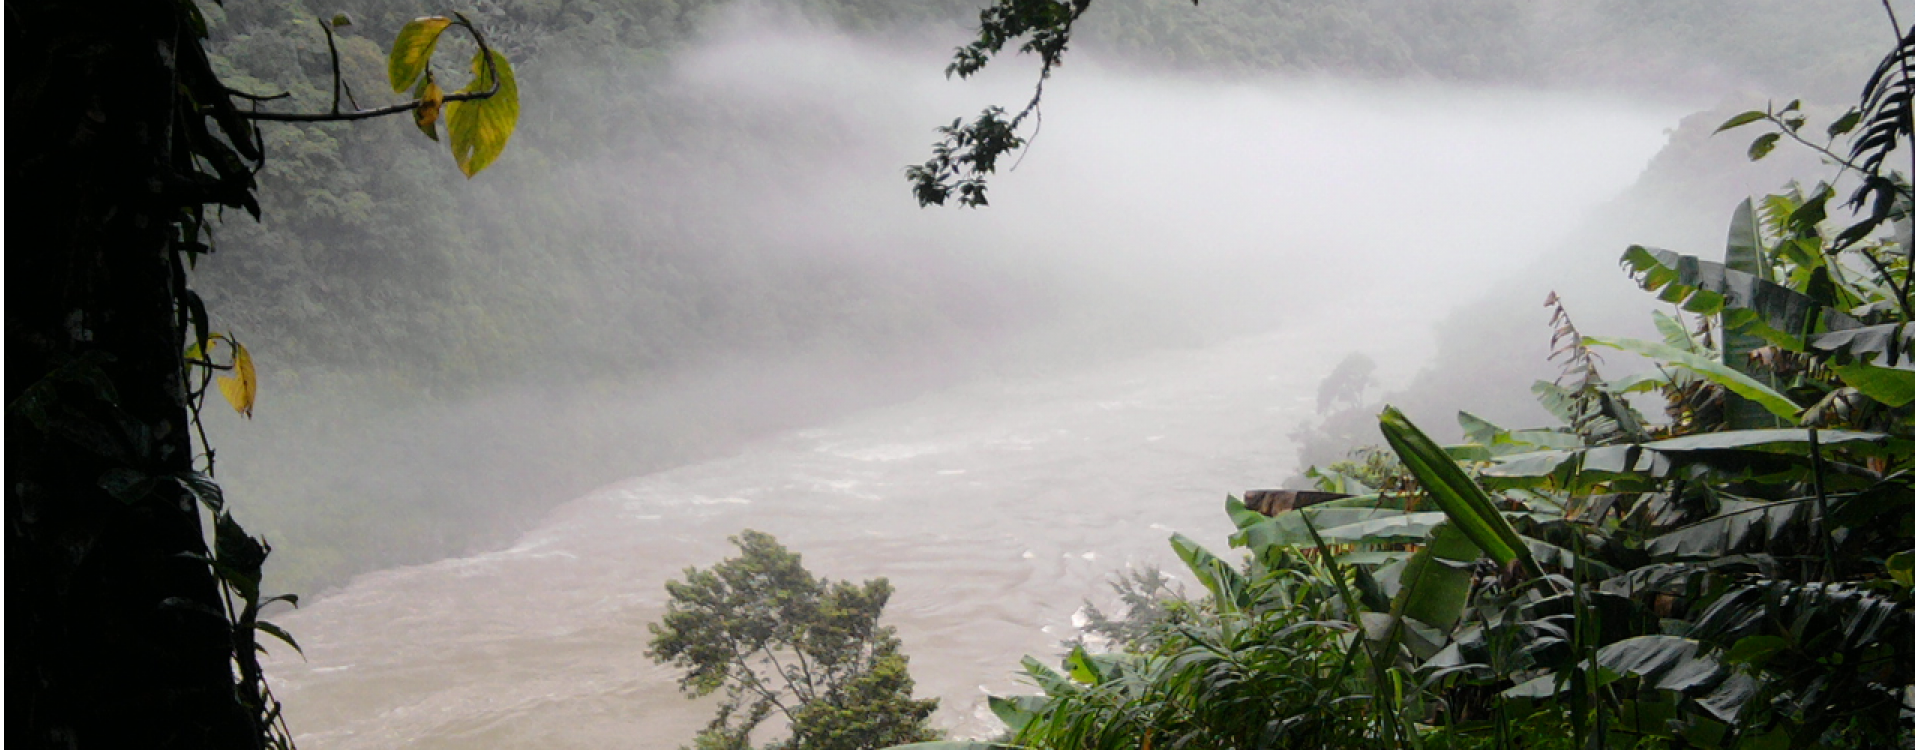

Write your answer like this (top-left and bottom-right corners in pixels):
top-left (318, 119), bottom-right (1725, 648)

top-left (1828, 109), bottom-right (1863, 137)
top-left (1586, 336), bottom-right (1800, 422)
top-left (446, 49), bottom-right (519, 177)
top-left (256, 620), bottom-right (305, 658)
top-left (1715, 110), bottom-right (1767, 133)
top-left (387, 16), bottom-right (452, 92)
top-left (1379, 405), bottom-right (1541, 578)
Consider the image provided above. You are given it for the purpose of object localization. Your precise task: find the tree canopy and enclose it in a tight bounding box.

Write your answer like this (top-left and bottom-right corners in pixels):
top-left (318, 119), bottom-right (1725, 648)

top-left (649, 530), bottom-right (941, 750)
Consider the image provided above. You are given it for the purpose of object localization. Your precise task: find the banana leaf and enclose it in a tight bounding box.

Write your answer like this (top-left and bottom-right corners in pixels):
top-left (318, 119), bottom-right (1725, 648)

top-left (1586, 335), bottom-right (1801, 422)
top-left (1809, 322), bottom-right (1914, 369)
top-left (1380, 405), bottom-right (1542, 579)
top-left (1722, 198), bottom-right (1787, 428)
top-left (1645, 497), bottom-right (1817, 560)
top-left (1503, 635), bottom-right (1734, 710)
top-left (1621, 246), bottom-right (1865, 352)
top-left (1170, 533), bottom-right (1247, 614)
top-left (1482, 429), bottom-right (1891, 492)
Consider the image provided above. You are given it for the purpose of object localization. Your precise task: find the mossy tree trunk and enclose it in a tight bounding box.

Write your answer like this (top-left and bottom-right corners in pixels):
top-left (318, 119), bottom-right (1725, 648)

top-left (8, 1), bottom-right (261, 747)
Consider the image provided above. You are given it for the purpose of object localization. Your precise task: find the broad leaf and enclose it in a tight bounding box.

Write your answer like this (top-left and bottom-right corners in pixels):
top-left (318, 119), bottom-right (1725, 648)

top-left (1170, 533), bottom-right (1246, 613)
top-left (1586, 336), bottom-right (1800, 422)
top-left (445, 49), bottom-right (519, 177)
top-left (1021, 655), bottom-right (1076, 697)
top-left (1645, 497), bottom-right (1815, 560)
top-left (1621, 246), bottom-right (1863, 352)
top-left (1387, 523), bottom-right (1479, 638)
top-left (1833, 362), bottom-right (1915, 406)
top-left (1809, 322), bottom-right (1913, 370)
top-left (1715, 110), bottom-right (1767, 132)
top-left (1380, 405), bottom-right (1542, 578)
top-left (387, 16), bottom-right (452, 92)
top-left (1723, 198), bottom-right (1771, 283)
top-left (216, 339), bottom-right (257, 418)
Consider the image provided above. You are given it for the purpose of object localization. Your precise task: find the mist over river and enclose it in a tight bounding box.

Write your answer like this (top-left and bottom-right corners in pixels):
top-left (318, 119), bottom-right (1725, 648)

top-left (246, 19), bottom-right (1700, 748)
top-left (265, 315), bottom-right (1448, 747)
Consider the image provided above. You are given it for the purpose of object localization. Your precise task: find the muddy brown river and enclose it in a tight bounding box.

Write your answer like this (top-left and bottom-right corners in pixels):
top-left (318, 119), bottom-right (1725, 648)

top-left (261, 316), bottom-right (1445, 748)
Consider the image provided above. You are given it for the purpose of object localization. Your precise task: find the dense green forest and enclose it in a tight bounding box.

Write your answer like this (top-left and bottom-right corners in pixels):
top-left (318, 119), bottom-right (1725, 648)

top-left (197, 0), bottom-right (1894, 595)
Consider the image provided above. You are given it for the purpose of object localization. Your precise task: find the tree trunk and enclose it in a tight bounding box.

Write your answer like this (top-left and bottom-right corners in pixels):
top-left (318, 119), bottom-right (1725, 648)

top-left (8, 1), bottom-right (259, 747)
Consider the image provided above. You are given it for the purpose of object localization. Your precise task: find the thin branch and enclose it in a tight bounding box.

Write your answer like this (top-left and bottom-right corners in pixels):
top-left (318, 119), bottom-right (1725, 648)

top-left (729, 654), bottom-right (799, 725)
top-left (223, 86), bottom-right (291, 102)
top-left (320, 18), bottom-right (345, 115)
top-left (242, 15), bottom-right (501, 123)
top-left (239, 87), bottom-right (495, 122)
top-left (1765, 114), bottom-right (1868, 173)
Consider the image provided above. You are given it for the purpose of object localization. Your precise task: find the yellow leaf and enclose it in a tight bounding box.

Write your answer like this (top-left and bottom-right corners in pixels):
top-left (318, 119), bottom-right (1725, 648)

top-left (445, 49), bottom-right (519, 177)
top-left (414, 77), bottom-right (444, 141)
top-left (216, 340), bottom-right (256, 419)
top-left (387, 16), bottom-right (452, 93)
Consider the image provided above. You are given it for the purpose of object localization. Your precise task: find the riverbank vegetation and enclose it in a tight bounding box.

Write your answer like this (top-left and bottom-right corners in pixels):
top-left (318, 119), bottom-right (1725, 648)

top-left (199, 0), bottom-right (1896, 596)
top-left (904, 5), bottom-right (1912, 746)
top-left (650, 530), bottom-right (941, 750)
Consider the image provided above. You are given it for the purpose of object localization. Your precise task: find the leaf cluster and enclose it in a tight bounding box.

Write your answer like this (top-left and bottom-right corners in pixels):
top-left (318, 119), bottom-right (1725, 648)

top-left (648, 530), bottom-right (939, 750)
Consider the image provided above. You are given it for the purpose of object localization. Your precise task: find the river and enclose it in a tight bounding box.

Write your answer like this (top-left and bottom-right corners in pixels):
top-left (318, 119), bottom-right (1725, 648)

top-left (263, 312), bottom-right (1438, 748)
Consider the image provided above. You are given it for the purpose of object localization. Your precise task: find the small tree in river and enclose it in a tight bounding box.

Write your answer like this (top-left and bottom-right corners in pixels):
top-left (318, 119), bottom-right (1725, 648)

top-left (647, 530), bottom-right (940, 750)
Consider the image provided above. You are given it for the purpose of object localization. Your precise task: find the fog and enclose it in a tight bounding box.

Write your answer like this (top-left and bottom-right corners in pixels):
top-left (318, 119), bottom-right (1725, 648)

top-left (195, 5), bottom-right (1884, 746)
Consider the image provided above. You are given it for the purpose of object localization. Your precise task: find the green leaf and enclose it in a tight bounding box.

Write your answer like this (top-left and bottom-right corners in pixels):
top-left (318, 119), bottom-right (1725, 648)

top-left (1723, 198), bottom-right (1771, 282)
top-left (174, 471), bottom-right (225, 512)
top-left (1379, 405), bottom-right (1541, 579)
top-left (1585, 336), bottom-right (1800, 422)
top-left (1502, 635), bottom-right (1729, 702)
top-left (1809, 323), bottom-right (1913, 369)
top-left (1715, 110), bottom-right (1768, 133)
top-left (1387, 523), bottom-right (1479, 637)
top-left (1021, 655), bottom-right (1076, 697)
top-left (1621, 246), bottom-right (1864, 353)
top-left (1827, 109), bottom-right (1863, 138)
top-left (1833, 362), bottom-right (1915, 407)
top-left (1313, 512), bottom-right (1449, 544)
top-left (1721, 635), bottom-right (1789, 666)
top-left (1224, 495), bottom-right (1265, 531)
top-left (1645, 497), bottom-right (1814, 560)
top-left (1641, 428), bottom-right (1886, 453)
top-left (986, 695), bottom-right (1046, 734)
top-left (1065, 645), bottom-right (1102, 685)
top-left (1718, 196), bottom-right (1781, 425)
top-left (1169, 532), bottom-right (1246, 613)
top-left (387, 16), bottom-right (452, 93)
top-left (255, 620), bottom-right (305, 658)
top-left (445, 49), bottom-right (520, 178)
top-left (1888, 550), bottom-right (1914, 587)
top-left (329, 13), bottom-right (352, 28)
top-left (1747, 132), bottom-right (1780, 160)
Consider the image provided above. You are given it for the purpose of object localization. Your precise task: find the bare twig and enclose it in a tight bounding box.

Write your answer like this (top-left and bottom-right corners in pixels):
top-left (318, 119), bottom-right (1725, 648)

top-left (240, 16), bottom-right (500, 123)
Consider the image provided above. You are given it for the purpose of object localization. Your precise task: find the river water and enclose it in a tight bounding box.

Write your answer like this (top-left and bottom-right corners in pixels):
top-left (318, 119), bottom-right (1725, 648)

top-left (264, 311), bottom-right (1437, 748)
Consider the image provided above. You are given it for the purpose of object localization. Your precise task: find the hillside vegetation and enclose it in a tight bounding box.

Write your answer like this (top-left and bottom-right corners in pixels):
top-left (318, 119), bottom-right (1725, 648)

top-left (198, 0), bottom-right (1893, 593)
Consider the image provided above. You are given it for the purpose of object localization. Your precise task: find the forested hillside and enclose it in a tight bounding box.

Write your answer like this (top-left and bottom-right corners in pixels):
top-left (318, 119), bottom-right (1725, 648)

top-left (196, 0), bottom-right (1894, 594)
